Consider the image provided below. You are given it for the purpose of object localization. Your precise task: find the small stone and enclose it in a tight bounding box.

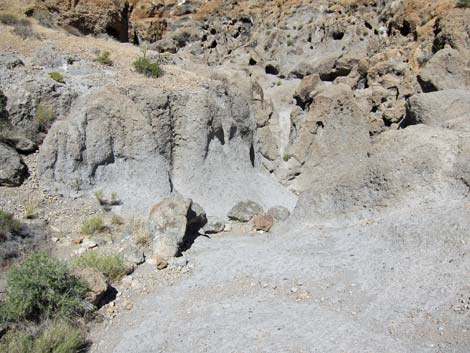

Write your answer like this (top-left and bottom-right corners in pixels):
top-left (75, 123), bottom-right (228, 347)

top-left (123, 300), bottom-right (133, 310)
top-left (155, 256), bottom-right (168, 270)
top-left (82, 239), bottom-right (98, 249)
top-left (202, 216), bottom-right (225, 234)
top-left (72, 237), bottom-right (84, 245)
top-left (291, 287), bottom-right (298, 293)
top-left (267, 206), bottom-right (290, 221)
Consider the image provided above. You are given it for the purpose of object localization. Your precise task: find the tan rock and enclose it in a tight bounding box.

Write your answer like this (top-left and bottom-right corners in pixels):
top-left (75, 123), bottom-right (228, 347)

top-left (252, 215), bottom-right (274, 232)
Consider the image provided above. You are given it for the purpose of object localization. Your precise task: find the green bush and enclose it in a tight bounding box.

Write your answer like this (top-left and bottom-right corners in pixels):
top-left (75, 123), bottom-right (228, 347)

top-left (48, 72), bottom-right (65, 83)
top-left (0, 13), bottom-right (19, 25)
top-left (80, 215), bottom-right (106, 235)
top-left (34, 103), bottom-right (54, 131)
top-left (32, 321), bottom-right (85, 353)
top-left (0, 209), bottom-right (21, 240)
top-left (0, 320), bottom-right (85, 353)
top-left (456, 0), bottom-right (470, 8)
top-left (133, 57), bottom-right (161, 78)
top-left (96, 50), bottom-right (113, 66)
top-left (0, 253), bottom-right (89, 322)
top-left (72, 252), bottom-right (127, 282)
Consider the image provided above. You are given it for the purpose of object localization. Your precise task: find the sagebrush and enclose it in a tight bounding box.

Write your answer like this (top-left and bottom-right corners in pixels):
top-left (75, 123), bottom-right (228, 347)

top-left (0, 253), bottom-right (90, 322)
top-left (80, 215), bottom-right (106, 235)
top-left (0, 320), bottom-right (86, 353)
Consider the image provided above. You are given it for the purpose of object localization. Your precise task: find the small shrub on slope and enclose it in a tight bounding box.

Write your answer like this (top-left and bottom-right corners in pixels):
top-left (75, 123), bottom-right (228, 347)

top-left (0, 252), bottom-right (89, 323)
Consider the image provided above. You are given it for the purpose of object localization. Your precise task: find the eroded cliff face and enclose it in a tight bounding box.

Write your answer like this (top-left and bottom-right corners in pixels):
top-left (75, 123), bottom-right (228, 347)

top-left (1, 0), bottom-right (469, 219)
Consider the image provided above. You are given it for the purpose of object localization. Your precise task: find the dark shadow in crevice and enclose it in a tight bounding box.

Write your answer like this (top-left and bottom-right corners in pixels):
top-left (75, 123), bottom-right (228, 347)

top-left (332, 31), bottom-right (344, 40)
top-left (229, 125), bottom-right (237, 140)
top-left (319, 67), bottom-right (351, 81)
top-left (98, 285), bottom-right (118, 308)
top-left (294, 95), bottom-right (313, 111)
top-left (417, 75), bottom-right (438, 93)
top-left (265, 64), bottom-right (279, 75)
top-left (177, 212), bottom-right (209, 256)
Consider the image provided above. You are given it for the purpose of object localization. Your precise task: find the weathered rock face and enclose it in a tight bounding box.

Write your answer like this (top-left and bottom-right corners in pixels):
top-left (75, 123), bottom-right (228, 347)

top-left (35, 0), bottom-right (203, 44)
top-left (418, 48), bottom-right (470, 92)
top-left (403, 90), bottom-right (470, 129)
top-left (283, 83), bottom-right (370, 193)
top-left (0, 143), bottom-right (28, 186)
top-left (35, 0), bottom-right (129, 40)
top-left (0, 52), bottom-right (78, 146)
top-left (292, 124), bottom-right (470, 221)
top-left (37, 69), bottom-right (296, 216)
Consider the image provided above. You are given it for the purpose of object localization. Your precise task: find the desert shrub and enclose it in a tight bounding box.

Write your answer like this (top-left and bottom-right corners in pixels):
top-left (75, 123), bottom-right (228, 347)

top-left (111, 215), bottom-right (124, 226)
top-left (13, 19), bottom-right (35, 39)
top-left (0, 327), bottom-right (33, 353)
top-left (133, 57), bottom-right (161, 78)
top-left (287, 39), bottom-right (294, 47)
top-left (0, 13), bottom-right (19, 25)
top-left (283, 153), bottom-right (290, 162)
top-left (72, 252), bottom-right (126, 282)
top-left (0, 320), bottom-right (85, 353)
top-left (0, 253), bottom-right (89, 322)
top-left (48, 71), bottom-right (65, 83)
top-left (131, 219), bottom-right (151, 247)
top-left (32, 9), bottom-right (55, 28)
top-left (32, 320), bottom-right (85, 353)
top-left (110, 192), bottom-right (118, 204)
top-left (80, 216), bottom-right (105, 235)
top-left (456, 0), bottom-right (470, 8)
top-left (0, 209), bottom-right (22, 240)
top-left (24, 198), bottom-right (39, 219)
top-left (34, 103), bottom-right (54, 131)
top-left (95, 191), bottom-right (120, 207)
top-left (96, 50), bottom-right (113, 66)
top-left (94, 190), bottom-right (104, 204)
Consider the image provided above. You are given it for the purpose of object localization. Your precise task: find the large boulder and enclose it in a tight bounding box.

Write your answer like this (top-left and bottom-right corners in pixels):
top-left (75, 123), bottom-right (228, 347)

top-left (418, 48), bottom-right (470, 92)
top-left (149, 195), bottom-right (206, 262)
top-left (73, 267), bottom-right (108, 307)
top-left (403, 90), bottom-right (470, 130)
top-left (0, 143), bottom-right (28, 186)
